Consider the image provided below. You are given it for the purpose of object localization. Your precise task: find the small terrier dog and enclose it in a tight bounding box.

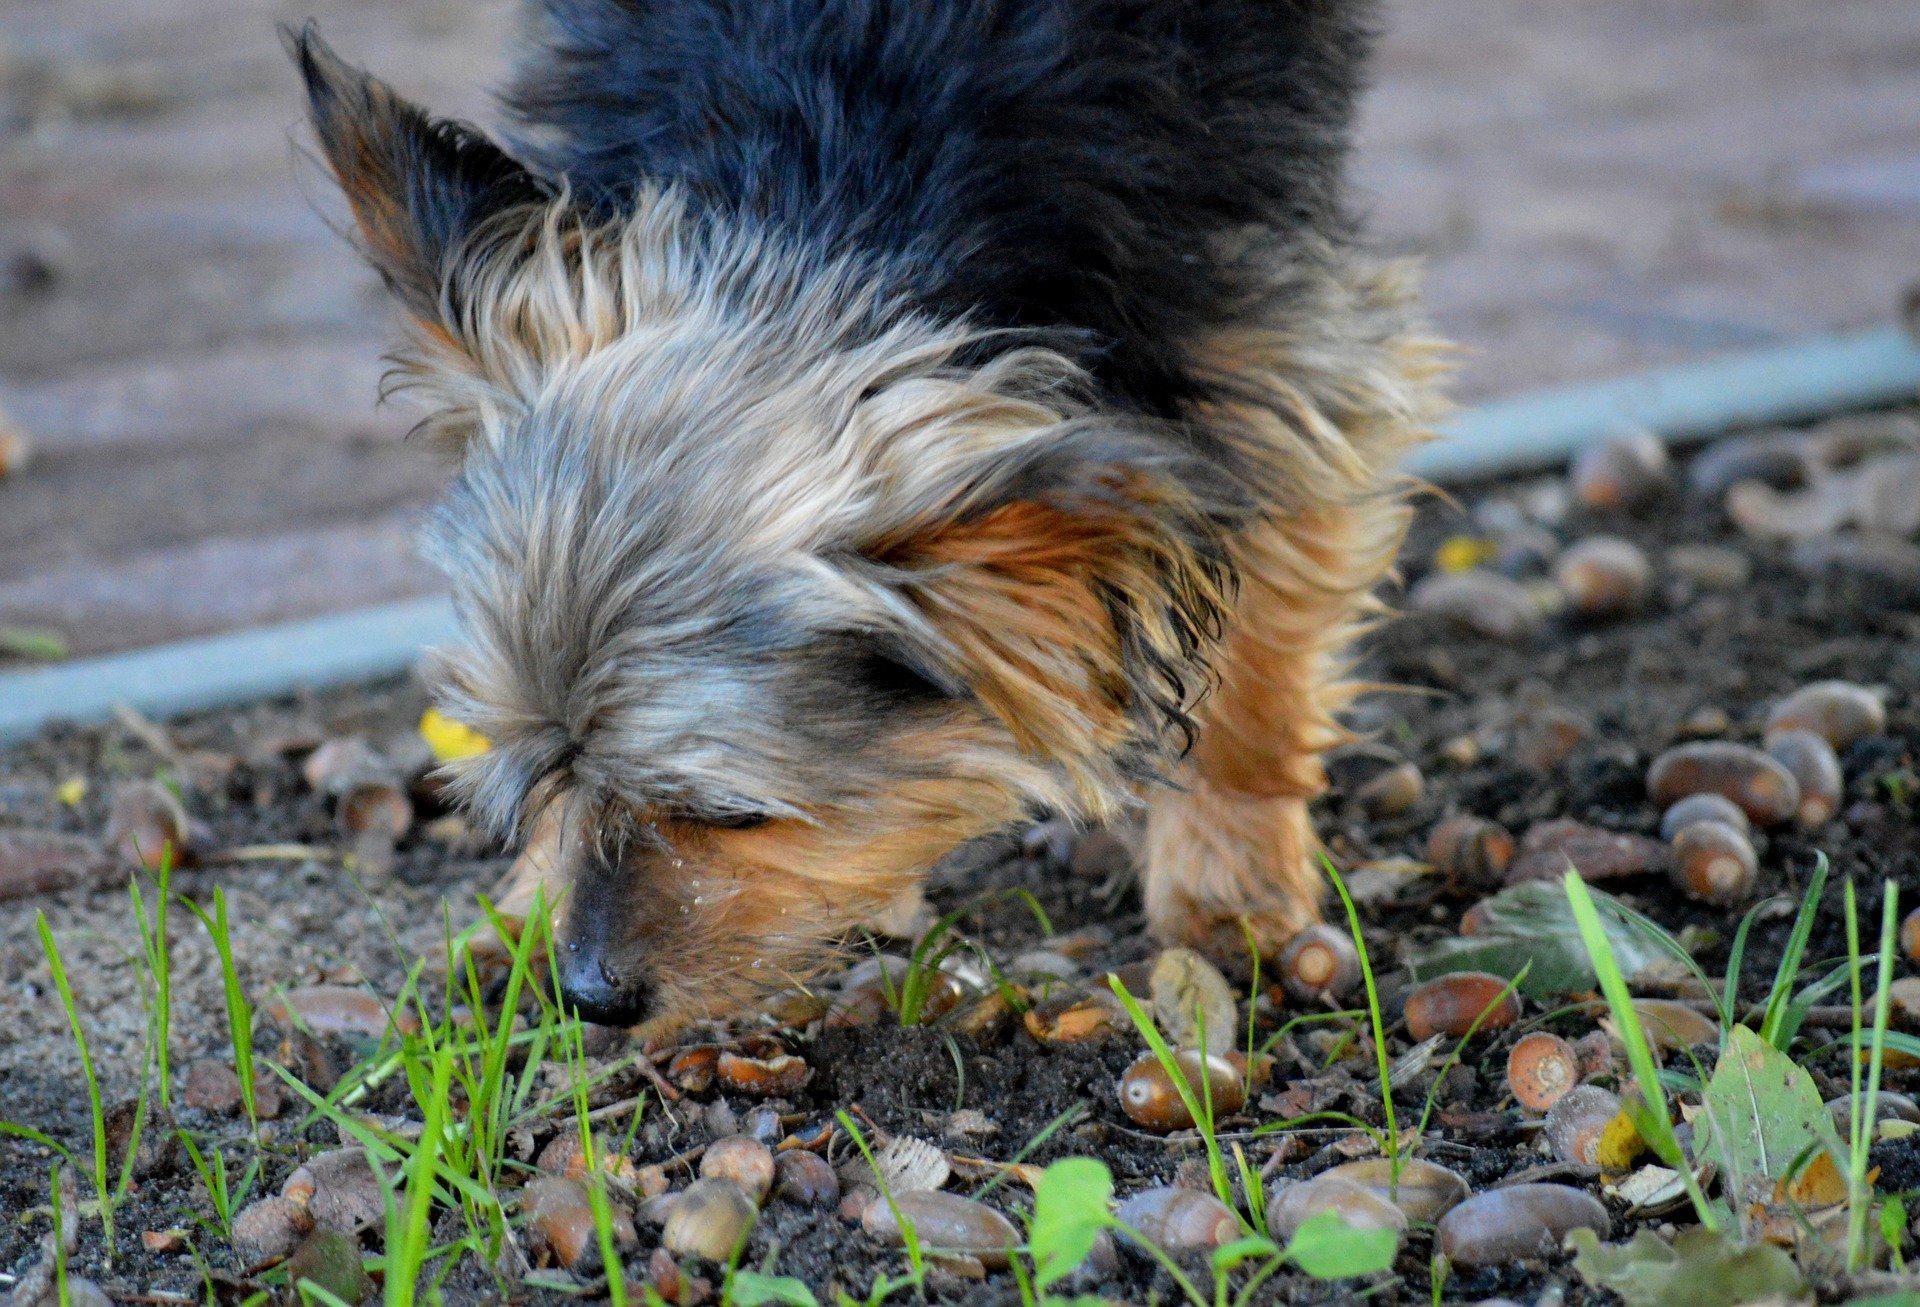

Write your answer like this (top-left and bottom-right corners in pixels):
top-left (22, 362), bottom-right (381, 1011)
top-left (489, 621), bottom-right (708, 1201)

top-left (291, 0), bottom-right (1443, 1026)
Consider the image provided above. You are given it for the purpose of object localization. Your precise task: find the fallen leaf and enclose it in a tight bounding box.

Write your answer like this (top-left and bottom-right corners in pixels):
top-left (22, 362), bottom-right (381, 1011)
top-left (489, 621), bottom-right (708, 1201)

top-left (1149, 947), bottom-right (1239, 1055)
top-left (1408, 881), bottom-right (1670, 999)
top-left (1568, 1225), bottom-right (1806, 1307)
top-left (1694, 1026), bottom-right (1845, 1213)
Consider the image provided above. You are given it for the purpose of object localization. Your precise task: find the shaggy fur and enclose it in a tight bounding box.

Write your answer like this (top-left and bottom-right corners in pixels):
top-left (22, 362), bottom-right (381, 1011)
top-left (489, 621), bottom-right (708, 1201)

top-left (288, 0), bottom-right (1444, 1026)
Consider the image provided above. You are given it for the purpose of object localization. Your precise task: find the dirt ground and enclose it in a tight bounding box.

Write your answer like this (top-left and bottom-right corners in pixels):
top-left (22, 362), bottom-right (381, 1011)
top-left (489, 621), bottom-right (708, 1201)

top-left (2, 0), bottom-right (1919, 656)
top-left (3, 410), bottom-right (1918, 1304)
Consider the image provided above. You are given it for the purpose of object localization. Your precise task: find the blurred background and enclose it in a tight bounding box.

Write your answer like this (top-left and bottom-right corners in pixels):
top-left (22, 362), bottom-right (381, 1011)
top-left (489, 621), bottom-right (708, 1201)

top-left (1, 0), bottom-right (1916, 658)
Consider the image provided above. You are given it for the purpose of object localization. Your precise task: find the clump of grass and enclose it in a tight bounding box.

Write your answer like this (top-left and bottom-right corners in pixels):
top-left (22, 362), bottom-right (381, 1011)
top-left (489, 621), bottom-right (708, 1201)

top-left (182, 888), bottom-right (259, 1133)
top-left (35, 911), bottom-right (116, 1259)
top-left (1323, 859), bottom-right (1401, 1188)
top-left (1842, 877), bottom-right (1898, 1271)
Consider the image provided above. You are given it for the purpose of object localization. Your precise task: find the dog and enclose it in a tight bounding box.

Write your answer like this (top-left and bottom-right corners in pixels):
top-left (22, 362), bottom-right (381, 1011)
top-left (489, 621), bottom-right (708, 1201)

top-left (290, 0), bottom-right (1444, 1027)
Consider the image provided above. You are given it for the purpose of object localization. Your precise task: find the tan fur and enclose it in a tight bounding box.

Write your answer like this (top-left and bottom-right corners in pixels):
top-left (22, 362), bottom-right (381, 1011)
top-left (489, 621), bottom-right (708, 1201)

top-left (1144, 257), bottom-right (1449, 961)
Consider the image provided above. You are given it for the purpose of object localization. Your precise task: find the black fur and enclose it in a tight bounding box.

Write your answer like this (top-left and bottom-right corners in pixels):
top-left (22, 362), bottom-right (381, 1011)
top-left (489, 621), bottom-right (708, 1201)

top-left (506, 0), bottom-right (1374, 412)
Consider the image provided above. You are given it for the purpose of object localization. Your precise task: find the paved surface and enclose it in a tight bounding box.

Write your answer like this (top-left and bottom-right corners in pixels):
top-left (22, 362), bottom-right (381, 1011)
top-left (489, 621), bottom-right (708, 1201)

top-left (2, 0), bottom-right (1917, 658)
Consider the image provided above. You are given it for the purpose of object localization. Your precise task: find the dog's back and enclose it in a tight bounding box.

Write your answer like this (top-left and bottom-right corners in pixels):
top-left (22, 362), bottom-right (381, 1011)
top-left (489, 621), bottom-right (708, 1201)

top-left (508, 0), bottom-right (1375, 410)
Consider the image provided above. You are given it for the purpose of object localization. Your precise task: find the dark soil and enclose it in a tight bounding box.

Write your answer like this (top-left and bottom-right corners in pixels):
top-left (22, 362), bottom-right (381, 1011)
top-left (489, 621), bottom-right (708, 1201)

top-left (3, 411), bottom-right (1918, 1305)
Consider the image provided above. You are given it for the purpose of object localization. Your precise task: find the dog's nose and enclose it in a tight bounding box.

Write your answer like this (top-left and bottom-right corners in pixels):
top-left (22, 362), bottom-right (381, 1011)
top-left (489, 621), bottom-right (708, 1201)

top-left (553, 937), bottom-right (652, 1027)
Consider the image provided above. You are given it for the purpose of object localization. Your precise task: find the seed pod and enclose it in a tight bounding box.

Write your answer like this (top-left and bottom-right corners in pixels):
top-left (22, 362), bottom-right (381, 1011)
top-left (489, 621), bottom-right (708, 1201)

top-left (662, 1179), bottom-right (758, 1262)
top-left (701, 1136), bottom-right (775, 1205)
top-left (1571, 430), bottom-right (1672, 511)
top-left (1903, 908), bottom-right (1920, 965)
top-left (1118, 1049), bottom-right (1244, 1132)
top-left (1277, 924), bottom-right (1362, 1001)
top-left (1113, 1187), bottom-right (1239, 1252)
top-left (1403, 972), bottom-right (1521, 1041)
top-left (1435, 1184), bottom-right (1610, 1267)
top-left (717, 1051), bottom-right (811, 1097)
top-left (863, 1191), bottom-right (1019, 1268)
top-left (1658, 792), bottom-right (1750, 841)
top-left (773, 1150), bottom-right (839, 1207)
top-left (1506, 1032), bottom-right (1580, 1112)
top-left (1266, 1175), bottom-right (1406, 1242)
top-left (1553, 536), bottom-right (1652, 616)
top-left (1765, 729), bottom-right (1843, 826)
top-left (1669, 821), bottom-right (1757, 905)
top-left (1317, 1157), bottom-right (1470, 1223)
top-left (1647, 741), bottom-right (1800, 827)
top-left (1409, 569), bottom-right (1544, 642)
top-left (1544, 1085), bottom-right (1621, 1165)
top-left (105, 780), bottom-right (191, 873)
top-left (1630, 999), bottom-right (1721, 1052)
top-left (522, 1175), bottom-right (634, 1270)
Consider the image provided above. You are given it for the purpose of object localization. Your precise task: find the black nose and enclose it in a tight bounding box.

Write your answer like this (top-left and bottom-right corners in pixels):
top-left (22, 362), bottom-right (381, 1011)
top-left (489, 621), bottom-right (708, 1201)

top-left (553, 938), bottom-right (652, 1027)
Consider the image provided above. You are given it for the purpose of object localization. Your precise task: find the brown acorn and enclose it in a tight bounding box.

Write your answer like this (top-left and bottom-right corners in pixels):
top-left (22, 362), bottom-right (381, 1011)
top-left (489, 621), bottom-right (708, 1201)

top-left (1765, 681), bottom-right (1887, 749)
top-left (1506, 1031), bottom-right (1580, 1112)
top-left (1553, 536), bottom-right (1652, 616)
top-left (1403, 972), bottom-right (1520, 1041)
top-left (1570, 429), bottom-right (1671, 511)
top-left (1117, 1050), bottom-right (1244, 1132)
top-left (1277, 924), bottom-right (1361, 1001)
top-left (1669, 821), bottom-right (1757, 905)
top-left (1427, 815), bottom-right (1515, 890)
top-left (1647, 741), bottom-right (1800, 827)
top-left (1764, 729), bottom-right (1844, 827)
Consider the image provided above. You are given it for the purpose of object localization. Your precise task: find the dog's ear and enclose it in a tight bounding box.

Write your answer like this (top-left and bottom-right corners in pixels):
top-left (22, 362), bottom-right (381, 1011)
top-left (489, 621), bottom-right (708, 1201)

top-left (870, 426), bottom-right (1241, 791)
top-left (287, 23), bottom-right (546, 333)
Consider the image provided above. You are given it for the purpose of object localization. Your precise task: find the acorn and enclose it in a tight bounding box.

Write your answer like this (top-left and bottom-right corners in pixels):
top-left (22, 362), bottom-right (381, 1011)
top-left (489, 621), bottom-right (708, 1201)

top-left (1266, 1175), bottom-right (1405, 1242)
top-left (863, 1192), bottom-right (1018, 1268)
top-left (1570, 429), bottom-right (1671, 511)
top-left (1315, 1157), bottom-right (1470, 1222)
top-left (1658, 792), bottom-right (1749, 841)
top-left (1277, 924), bottom-right (1362, 1002)
top-left (700, 1136), bottom-right (775, 1205)
top-left (1354, 761), bottom-right (1425, 819)
top-left (1113, 1187), bottom-right (1239, 1252)
top-left (1647, 741), bottom-right (1800, 827)
top-left (1764, 729), bottom-right (1843, 826)
top-left (1427, 815), bottom-right (1515, 890)
top-left (1669, 821), bottom-right (1757, 905)
top-left (1435, 1185), bottom-right (1609, 1267)
top-left (1553, 536), bottom-right (1652, 617)
top-left (1630, 999), bottom-right (1721, 1052)
top-left (1543, 1085), bottom-right (1621, 1166)
top-left (1409, 569), bottom-right (1544, 642)
top-left (1765, 681), bottom-right (1886, 749)
top-left (1024, 990), bottom-right (1125, 1044)
top-left (1686, 432), bottom-right (1810, 500)
top-left (1118, 1050), bottom-right (1244, 1132)
top-left (522, 1175), bottom-right (634, 1270)
top-left (1902, 907), bottom-right (1920, 965)
top-left (105, 780), bottom-right (192, 873)
top-left (1506, 1031), bottom-right (1580, 1113)
top-left (773, 1150), bottom-right (839, 1208)
top-left (1403, 972), bottom-right (1520, 1041)
top-left (661, 1179), bottom-right (758, 1262)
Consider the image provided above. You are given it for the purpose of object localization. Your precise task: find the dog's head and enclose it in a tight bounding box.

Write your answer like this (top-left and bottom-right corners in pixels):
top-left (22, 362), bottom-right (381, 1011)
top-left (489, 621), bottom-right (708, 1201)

top-left (292, 27), bottom-right (1245, 1024)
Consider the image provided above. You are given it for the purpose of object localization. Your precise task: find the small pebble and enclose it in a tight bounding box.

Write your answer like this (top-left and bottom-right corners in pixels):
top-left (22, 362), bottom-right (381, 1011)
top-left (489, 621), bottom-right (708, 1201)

top-left (1409, 570), bottom-right (1543, 642)
top-left (1436, 1184), bottom-right (1609, 1267)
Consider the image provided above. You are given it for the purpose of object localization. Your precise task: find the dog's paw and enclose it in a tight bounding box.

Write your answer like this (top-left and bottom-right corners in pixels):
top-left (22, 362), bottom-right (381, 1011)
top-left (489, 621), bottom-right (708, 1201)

top-left (1148, 892), bottom-right (1321, 979)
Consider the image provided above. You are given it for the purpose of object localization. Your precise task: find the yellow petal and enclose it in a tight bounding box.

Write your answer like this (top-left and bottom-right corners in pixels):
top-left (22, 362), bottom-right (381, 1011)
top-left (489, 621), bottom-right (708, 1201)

top-left (420, 708), bottom-right (490, 762)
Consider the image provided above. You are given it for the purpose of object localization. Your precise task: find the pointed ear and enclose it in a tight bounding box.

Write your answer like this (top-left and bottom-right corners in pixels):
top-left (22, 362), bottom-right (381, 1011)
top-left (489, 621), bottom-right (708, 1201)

top-left (872, 428), bottom-right (1242, 790)
top-left (287, 22), bottom-right (547, 328)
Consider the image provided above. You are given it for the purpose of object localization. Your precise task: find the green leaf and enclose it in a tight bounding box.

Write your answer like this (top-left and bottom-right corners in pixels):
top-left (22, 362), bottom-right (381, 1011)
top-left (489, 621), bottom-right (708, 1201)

top-left (1211, 1234), bottom-right (1281, 1275)
top-left (1568, 1227), bottom-right (1804, 1307)
top-left (1693, 1024), bottom-right (1843, 1208)
top-left (0, 626), bottom-right (68, 661)
top-left (726, 1271), bottom-right (819, 1307)
top-left (1283, 1209), bottom-right (1398, 1279)
top-left (1029, 1157), bottom-right (1114, 1290)
top-left (1407, 881), bottom-right (1668, 998)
